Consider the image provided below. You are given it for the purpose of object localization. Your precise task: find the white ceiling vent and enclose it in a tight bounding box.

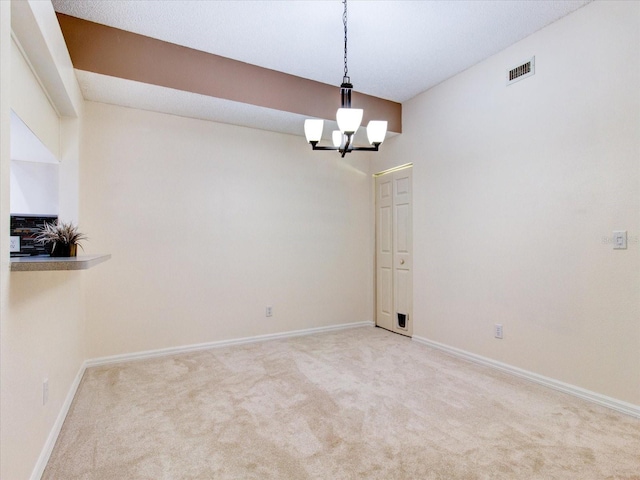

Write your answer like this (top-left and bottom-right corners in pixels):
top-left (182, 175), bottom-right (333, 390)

top-left (507, 57), bottom-right (535, 85)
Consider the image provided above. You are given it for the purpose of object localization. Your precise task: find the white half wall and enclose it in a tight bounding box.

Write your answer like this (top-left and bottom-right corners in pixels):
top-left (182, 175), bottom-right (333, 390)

top-left (80, 102), bottom-right (373, 358)
top-left (10, 37), bottom-right (59, 160)
top-left (374, 0), bottom-right (640, 405)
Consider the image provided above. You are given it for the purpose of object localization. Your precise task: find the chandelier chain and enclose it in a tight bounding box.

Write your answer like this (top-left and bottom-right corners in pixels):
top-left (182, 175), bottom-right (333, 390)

top-left (343, 0), bottom-right (348, 80)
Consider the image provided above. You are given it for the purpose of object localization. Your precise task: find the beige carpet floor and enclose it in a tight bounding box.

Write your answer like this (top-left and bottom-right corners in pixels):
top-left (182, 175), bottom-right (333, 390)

top-left (43, 327), bottom-right (640, 479)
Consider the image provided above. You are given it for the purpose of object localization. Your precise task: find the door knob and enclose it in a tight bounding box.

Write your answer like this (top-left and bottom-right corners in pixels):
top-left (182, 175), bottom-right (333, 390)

top-left (400, 259), bottom-right (405, 265)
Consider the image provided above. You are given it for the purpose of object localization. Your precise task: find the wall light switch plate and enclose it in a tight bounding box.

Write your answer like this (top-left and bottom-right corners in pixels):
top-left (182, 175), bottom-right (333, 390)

top-left (613, 231), bottom-right (627, 250)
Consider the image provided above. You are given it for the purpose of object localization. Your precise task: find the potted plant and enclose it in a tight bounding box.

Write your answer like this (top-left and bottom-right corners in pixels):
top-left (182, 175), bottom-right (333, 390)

top-left (35, 220), bottom-right (88, 257)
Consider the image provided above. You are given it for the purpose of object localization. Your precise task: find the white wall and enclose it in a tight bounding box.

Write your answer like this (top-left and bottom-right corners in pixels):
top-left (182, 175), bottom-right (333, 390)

top-left (80, 102), bottom-right (373, 358)
top-left (373, 0), bottom-right (640, 405)
top-left (1, 1), bottom-right (85, 479)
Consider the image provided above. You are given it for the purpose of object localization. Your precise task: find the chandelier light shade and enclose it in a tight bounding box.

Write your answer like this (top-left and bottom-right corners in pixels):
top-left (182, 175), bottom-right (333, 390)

top-left (332, 130), bottom-right (343, 147)
top-left (336, 108), bottom-right (363, 134)
top-left (304, 0), bottom-right (387, 157)
top-left (304, 119), bottom-right (324, 143)
top-left (366, 121), bottom-right (388, 145)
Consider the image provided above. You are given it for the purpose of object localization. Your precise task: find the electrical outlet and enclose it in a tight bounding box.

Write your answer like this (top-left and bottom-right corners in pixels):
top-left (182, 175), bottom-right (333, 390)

top-left (613, 231), bottom-right (627, 249)
top-left (265, 306), bottom-right (273, 317)
top-left (494, 324), bottom-right (503, 339)
top-left (43, 379), bottom-right (49, 405)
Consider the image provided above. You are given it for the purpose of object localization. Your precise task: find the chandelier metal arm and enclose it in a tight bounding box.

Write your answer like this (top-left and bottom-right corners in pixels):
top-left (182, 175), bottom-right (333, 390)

top-left (310, 140), bottom-right (381, 158)
top-left (342, 131), bottom-right (353, 154)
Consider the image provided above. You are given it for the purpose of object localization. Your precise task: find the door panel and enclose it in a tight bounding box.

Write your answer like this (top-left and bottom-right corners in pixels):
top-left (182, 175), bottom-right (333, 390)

top-left (376, 177), bottom-right (393, 331)
top-left (380, 267), bottom-right (393, 315)
top-left (395, 269), bottom-right (411, 332)
top-left (380, 206), bottom-right (392, 253)
top-left (395, 203), bottom-right (410, 254)
top-left (396, 176), bottom-right (410, 196)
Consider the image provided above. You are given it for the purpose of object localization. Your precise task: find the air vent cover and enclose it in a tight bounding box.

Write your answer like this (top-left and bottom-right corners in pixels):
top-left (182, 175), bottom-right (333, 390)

top-left (507, 57), bottom-right (535, 85)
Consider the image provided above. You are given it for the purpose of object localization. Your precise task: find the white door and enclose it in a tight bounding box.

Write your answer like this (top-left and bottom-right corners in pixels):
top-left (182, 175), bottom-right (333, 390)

top-left (375, 166), bottom-right (413, 336)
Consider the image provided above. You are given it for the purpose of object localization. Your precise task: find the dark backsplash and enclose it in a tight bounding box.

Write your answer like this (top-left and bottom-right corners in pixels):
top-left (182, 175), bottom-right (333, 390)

top-left (10, 214), bottom-right (58, 257)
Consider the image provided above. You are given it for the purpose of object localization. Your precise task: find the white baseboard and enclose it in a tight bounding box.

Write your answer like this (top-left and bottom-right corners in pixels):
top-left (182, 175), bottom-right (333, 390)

top-left (86, 320), bottom-right (374, 368)
top-left (412, 335), bottom-right (640, 419)
top-left (32, 320), bottom-right (373, 479)
top-left (30, 364), bottom-right (86, 480)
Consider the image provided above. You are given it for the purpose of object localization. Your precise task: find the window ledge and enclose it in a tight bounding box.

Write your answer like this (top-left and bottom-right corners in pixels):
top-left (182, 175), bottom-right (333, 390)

top-left (10, 254), bottom-right (111, 272)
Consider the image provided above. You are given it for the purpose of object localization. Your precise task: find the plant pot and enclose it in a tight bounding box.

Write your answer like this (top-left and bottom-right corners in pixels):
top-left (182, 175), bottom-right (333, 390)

top-left (49, 243), bottom-right (77, 257)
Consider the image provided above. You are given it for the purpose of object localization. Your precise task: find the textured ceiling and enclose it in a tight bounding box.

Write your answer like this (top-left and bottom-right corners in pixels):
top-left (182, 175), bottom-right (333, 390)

top-left (52, 0), bottom-right (591, 136)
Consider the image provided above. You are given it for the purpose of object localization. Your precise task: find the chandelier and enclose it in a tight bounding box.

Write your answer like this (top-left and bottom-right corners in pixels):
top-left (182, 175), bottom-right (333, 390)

top-left (304, 0), bottom-right (387, 157)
